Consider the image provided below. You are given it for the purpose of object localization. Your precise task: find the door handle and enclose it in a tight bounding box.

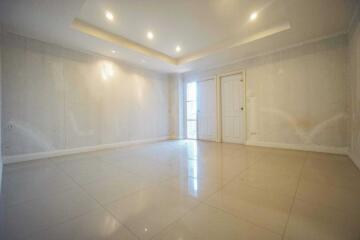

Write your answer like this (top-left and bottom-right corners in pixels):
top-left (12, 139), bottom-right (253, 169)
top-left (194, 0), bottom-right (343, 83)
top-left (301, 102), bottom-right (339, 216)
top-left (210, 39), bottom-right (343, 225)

top-left (241, 107), bottom-right (244, 111)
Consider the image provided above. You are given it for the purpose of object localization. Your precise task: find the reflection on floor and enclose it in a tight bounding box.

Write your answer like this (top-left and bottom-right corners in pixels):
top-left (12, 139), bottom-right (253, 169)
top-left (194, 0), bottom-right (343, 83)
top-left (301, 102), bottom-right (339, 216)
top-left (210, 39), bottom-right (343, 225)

top-left (1, 140), bottom-right (360, 240)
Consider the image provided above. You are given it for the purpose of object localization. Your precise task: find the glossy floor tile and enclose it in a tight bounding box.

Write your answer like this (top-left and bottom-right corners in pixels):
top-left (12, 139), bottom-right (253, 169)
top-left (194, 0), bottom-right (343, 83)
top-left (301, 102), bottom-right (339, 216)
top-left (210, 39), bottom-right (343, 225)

top-left (236, 166), bottom-right (300, 197)
top-left (2, 164), bottom-right (77, 207)
top-left (284, 199), bottom-right (349, 240)
top-left (106, 186), bottom-right (199, 240)
top-left (152, 204), bottom-right (282, 240)
top-left (205, 177), bottom-right (294, 234)
top-left (301, 155), bottom-right (360, 190)
top-left (296, 179), bottom-right (360, 215)
top-left (55, 158), bottom-right (128, 185)
top-left (4, 188), bottom-right (101, 240)
top-left (82, 172), bottom-right (154, 204)
top-left (1, 140), bottom-right (360, 240)
top-left (26, 209), bottom-right (137, 240)
top-left (159, 175), bottom-right (223, 201)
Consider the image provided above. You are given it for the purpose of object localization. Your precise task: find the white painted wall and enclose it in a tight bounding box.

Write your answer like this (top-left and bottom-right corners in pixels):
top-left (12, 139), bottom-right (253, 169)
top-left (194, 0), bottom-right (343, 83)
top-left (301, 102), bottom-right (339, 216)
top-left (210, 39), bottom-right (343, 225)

top-left (0, 26), bottom-right (2, 191)
top-left (1, 32), bottom-right (170, 158)
top-left (183, 35), bottom-right (349, 154)
top-left (349, 7), bottom-right (360, 168)
top-left (0, 29), bottom-right (353, 162)
top-left (168, 74), bottom-right (184, 139)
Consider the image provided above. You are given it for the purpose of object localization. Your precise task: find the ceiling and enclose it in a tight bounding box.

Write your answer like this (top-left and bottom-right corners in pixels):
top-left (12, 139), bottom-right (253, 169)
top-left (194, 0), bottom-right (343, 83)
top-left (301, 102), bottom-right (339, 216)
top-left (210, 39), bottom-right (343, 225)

top-left (0, 0), bottom-right (358, 73)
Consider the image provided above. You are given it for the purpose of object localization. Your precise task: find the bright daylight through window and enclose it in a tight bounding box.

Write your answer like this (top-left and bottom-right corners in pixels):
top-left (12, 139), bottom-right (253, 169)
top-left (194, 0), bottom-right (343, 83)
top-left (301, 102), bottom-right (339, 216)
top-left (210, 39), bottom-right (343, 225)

top-left (186, 82), bottom-right (197, 139)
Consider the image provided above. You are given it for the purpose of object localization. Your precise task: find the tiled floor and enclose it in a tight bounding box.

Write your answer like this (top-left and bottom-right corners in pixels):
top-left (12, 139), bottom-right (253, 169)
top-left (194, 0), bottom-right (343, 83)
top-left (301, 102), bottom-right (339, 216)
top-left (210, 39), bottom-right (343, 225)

top-left (1, 140), bottom-right (360, 240)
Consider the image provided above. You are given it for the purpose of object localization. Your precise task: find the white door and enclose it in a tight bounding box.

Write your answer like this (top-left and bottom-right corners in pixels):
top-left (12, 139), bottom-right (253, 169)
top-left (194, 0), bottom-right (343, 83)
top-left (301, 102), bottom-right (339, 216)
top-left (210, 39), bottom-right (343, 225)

top-left (221, 73), bottom-right (245, 144)
top-left (197, 78), bottom-right (217, 141)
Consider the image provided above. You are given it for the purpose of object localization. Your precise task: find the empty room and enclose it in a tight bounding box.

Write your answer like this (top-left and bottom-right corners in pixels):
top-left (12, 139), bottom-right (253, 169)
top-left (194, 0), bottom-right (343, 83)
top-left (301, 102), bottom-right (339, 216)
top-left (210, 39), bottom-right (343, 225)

top-left (0, 0), bottom-right (360, 239)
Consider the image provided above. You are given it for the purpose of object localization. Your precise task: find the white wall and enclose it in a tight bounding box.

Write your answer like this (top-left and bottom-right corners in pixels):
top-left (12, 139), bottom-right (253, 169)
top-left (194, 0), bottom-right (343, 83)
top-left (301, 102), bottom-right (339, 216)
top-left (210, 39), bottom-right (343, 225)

top-left (183, 35), bottom-right (349, 154)
top-left (0, 29), bottom-right (353, 161)
top-left (1, 32), bottom-right (170, 158)
top-left (168, 74), bottom-right (184, 139)
top-left (349, 7), bottom-right (360, 168)
top-left (0, 26), bottom-right (2, 191)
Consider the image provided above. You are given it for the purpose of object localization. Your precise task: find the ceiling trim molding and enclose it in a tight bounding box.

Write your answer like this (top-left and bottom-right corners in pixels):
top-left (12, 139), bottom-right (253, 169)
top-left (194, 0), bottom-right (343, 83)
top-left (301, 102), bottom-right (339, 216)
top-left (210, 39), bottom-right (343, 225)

top-left (72, 18), bottom-right (177, 65)
top-left (183, 31), bottom-right (347, 75)
top-left (177, 22), bottom-right (291, 65)
top-left (72, 18), bottom-right (292, 67)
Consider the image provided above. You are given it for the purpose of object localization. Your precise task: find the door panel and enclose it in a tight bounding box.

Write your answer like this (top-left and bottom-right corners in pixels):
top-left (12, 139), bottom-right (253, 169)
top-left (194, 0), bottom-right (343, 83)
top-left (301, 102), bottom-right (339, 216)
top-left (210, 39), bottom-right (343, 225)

top-left (198, 79), bottom-right (217, 141)
top-left (221, 73), bottom-right (245, 144)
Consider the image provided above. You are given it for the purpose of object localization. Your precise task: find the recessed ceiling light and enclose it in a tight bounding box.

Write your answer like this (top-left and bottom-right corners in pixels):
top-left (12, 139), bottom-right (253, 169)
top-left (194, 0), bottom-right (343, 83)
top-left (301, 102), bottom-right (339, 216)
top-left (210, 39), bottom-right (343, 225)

top-left (147, 31), bottom-right (154, 40)
top-left (249, 12), bottom-right (258, 21)
top-left (175, 45), bottom-right (181, 53)
top-left (105, 11), bottom-right (114, 21)
top-left (111, 50), bottom-right (116, 54)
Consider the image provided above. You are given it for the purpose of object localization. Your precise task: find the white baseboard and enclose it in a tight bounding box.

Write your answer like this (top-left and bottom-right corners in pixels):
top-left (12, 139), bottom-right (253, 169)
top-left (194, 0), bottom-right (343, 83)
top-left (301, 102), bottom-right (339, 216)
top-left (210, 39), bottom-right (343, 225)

top-left (348, 152), bottom-right (360, 170)
top-left (245, 140), bottom-right (348, 155)
top-left (3, 137), bottom-right (352, 165)
top-left (168, 135), bottom-right (179, 140)
top-left (3, 136), bottom-right (170, 164)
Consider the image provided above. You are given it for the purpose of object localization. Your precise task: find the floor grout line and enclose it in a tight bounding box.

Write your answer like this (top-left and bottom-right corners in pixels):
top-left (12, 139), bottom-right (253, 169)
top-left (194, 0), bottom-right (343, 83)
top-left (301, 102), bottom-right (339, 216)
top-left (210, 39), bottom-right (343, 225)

top-left (52, 153), bottom-right (214, 240)
top-left (101, 182), bottom-right (203, 240)
top-left (3, 141), bottom-right (360, 239)
top-left (2, 162), bottom-right (79, 209)
top-left (54, 162), bottom-right (142, 240)
top-left (201, 201), bottom-right (283, 236)
top-left (4, 157), bottom-right (111, 239)
top-left (149, 200), bottom-right (203, 240)
top-left (280, 152), bottom-right (308, 240)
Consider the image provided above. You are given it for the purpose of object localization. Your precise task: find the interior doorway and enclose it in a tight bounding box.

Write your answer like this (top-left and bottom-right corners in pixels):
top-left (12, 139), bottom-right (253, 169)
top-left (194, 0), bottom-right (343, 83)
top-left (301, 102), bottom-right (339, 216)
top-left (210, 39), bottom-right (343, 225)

top-left (197, 78), bottom-right (217, 141)
top-left (220, 73), bottom-right (246, 144)
top-left (185, 82), bottom-right (197, 139)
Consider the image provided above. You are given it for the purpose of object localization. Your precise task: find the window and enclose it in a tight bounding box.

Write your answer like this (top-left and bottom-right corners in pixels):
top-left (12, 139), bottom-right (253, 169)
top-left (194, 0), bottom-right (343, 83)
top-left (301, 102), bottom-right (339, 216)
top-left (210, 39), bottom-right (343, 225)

top-left (186, 82), bottom-right (197, 139)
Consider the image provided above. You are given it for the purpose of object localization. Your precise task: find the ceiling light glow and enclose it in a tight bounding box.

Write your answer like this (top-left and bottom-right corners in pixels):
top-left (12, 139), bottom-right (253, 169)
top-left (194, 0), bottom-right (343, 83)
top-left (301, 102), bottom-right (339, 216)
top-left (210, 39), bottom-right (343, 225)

top-left (105, 11), bottom-right (114, 21)
top-left (101, 62), bottom-right (114, 81)
top-left (147, 31), bottom-right (154, 40)
top-left (249, 12), bottom-right (258, 21)
top-left (175, 45), bottom-right (181, 53)
top-left (111, 50), bottom-right (116, 54)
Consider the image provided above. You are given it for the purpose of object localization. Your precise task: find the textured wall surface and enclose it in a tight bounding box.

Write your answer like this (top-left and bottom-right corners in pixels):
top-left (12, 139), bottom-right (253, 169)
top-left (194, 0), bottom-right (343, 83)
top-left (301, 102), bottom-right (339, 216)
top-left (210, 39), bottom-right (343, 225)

top-left (183, 35), bottom-right (349, 152)
top-left (349, 12), bottom-right (360, 168)
top-left (0, 26), bottom-right (2, 190)
top-left (1, 32), bottom-right (170, 156)
top-left (168, 74), bottom-right (184, 139)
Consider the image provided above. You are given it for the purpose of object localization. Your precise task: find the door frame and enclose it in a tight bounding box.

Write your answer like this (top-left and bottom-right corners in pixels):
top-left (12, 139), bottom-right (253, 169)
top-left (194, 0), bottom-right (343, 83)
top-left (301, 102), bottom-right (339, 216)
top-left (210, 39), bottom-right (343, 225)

top-left (183, 71), bottom-right (246, 144)
top-left (196, 76), bottom-right (217, 141)
top-left (218, 70), bottom-right (247, 143)
top-left (184, 81), bottom-right (198, 139)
